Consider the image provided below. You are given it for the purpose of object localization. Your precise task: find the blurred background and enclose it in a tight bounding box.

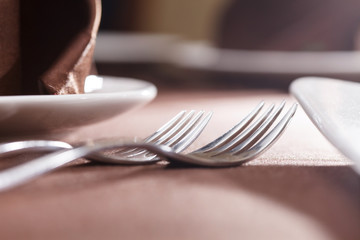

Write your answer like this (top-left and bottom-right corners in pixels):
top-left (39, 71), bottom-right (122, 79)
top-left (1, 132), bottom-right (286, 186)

top-left (95, 0), bottom-right (360, 90)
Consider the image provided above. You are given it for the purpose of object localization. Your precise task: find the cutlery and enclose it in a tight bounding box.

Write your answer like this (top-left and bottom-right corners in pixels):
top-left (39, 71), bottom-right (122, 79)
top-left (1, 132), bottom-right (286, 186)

top-left (0, 102), bottom-right (296, 191)
top-left (0, 110), bottom-right (211, 161)
top-left (0, 110), bottom-right (212, 191)
top-left (148, 102), bottom-right (297, 166)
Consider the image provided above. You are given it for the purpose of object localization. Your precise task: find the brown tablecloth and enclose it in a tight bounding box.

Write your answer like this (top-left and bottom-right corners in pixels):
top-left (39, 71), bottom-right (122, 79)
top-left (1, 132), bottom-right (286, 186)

top-left (0, 90), bottom-right (359, 240)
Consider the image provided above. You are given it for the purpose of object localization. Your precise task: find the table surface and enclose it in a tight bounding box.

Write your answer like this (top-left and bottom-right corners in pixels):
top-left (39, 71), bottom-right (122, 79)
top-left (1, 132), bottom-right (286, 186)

top-left (0, 89), bottom-right (359, 240)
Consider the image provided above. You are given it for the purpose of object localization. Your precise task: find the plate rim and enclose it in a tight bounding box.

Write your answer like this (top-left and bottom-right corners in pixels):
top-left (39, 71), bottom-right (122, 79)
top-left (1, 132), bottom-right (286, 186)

top-left (0, 75), bottom-right (157, 136)
top-left (0, 75), bottom-right (157, 103)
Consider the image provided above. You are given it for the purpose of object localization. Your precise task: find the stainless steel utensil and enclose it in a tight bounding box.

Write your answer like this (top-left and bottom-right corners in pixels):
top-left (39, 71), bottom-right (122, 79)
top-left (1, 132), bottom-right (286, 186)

top-left (0, 102), bottom-right (297, 191)
top-left (0, 110), bottom-right (211, 191)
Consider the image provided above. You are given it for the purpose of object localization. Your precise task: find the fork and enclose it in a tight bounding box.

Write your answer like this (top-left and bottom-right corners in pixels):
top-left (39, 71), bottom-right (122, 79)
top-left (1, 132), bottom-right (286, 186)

top-left (0, 101), bottom-right (296, 191)
top-left (0, 110), bottom-right (211, 191)
top-left (90, 101), bottom-right (297, 166)
top-left (142, 102), bottom-right (297, 166)
top-left (0, 110), bottom-right (211, 159)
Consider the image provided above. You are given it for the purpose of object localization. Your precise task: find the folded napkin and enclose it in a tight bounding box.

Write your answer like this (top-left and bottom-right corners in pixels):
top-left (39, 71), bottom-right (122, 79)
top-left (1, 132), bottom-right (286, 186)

top-left (0, 0), bottom-right (101, 95)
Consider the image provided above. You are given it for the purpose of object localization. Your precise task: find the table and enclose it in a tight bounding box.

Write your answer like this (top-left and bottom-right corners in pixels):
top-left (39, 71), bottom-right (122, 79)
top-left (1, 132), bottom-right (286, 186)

top-left (0, 89), bottom-right (359, 240)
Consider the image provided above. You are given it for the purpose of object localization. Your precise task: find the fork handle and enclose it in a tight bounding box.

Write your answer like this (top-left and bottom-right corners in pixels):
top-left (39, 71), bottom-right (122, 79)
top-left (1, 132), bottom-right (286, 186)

top-left (0, 140), bottom-right (72, 156)
top-left (0, 140), bottom-right (176, 191)
top-left (0, 144), bottom-right (99, 191)
top-left (0, 141), bottom-right (145, 191)
top-left (0, 140), bottom-right (175, 192)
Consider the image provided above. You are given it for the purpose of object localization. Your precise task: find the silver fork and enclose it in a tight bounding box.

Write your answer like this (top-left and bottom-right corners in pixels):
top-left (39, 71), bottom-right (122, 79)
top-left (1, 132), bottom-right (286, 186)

top-left (0, 102), bottom-right (296, 191)
top-left (0, 110), bottom-right (211, 191)
top-left (0, 110), bottom-right (211, 159)
top-left (88, 110), bottom-right (213, 164)
top-left (143, 102), bottom-right (297, 166)
top-left (90, 101), bottom-right (297, 166)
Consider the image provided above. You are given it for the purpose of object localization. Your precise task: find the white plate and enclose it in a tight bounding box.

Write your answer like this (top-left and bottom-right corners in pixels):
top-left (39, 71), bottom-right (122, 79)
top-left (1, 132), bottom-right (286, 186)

top-left (0, 75), bottom-right (157, 137)
top-left (94, 33), bottom-right (360, 83)
top-left (290, 77), bottom-right (360, 173)
top-left (172, 42), bottom-right (360, 76)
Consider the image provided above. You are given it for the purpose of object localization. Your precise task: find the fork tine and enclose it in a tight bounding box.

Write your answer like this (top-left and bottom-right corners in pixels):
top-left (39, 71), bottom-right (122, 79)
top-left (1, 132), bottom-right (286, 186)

top-left (235, 103), bottom-right (297, 161)
top-left (164, 111), bottom-right (205, 147)
top-left (207, 103), bottom-right (276, 155)
top-left (107, 110), bottom-right (188, 156)
top-left (118, 110), bottom-right (208, 158)
top-left (172, 112), bottom-right (212, 153)
top-left (140, 111), bottom-right (212, 158)
top-left (145, 110), bottom-right (187, 143)
top-left (153, 110), bottom-right (197, 145)
top-left (126, 110), bottom-right (198, 157)
top-left (155, 110), bottom-right (204, 146)
top-left (194, 101), bottom-right (264, 153)
top-left (229, 101), bottom-right (286, 155)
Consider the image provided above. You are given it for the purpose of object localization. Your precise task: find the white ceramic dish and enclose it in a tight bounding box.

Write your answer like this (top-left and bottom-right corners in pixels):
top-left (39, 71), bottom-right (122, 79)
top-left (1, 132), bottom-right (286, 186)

top-left (172, 42), bottom-right (360, 76)
top-left (94, 33), bottom-right (360, 82)
top-left (290, 77), bottom-right (360, 173)
top-left (0, 75), bottom-right (157, 136)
